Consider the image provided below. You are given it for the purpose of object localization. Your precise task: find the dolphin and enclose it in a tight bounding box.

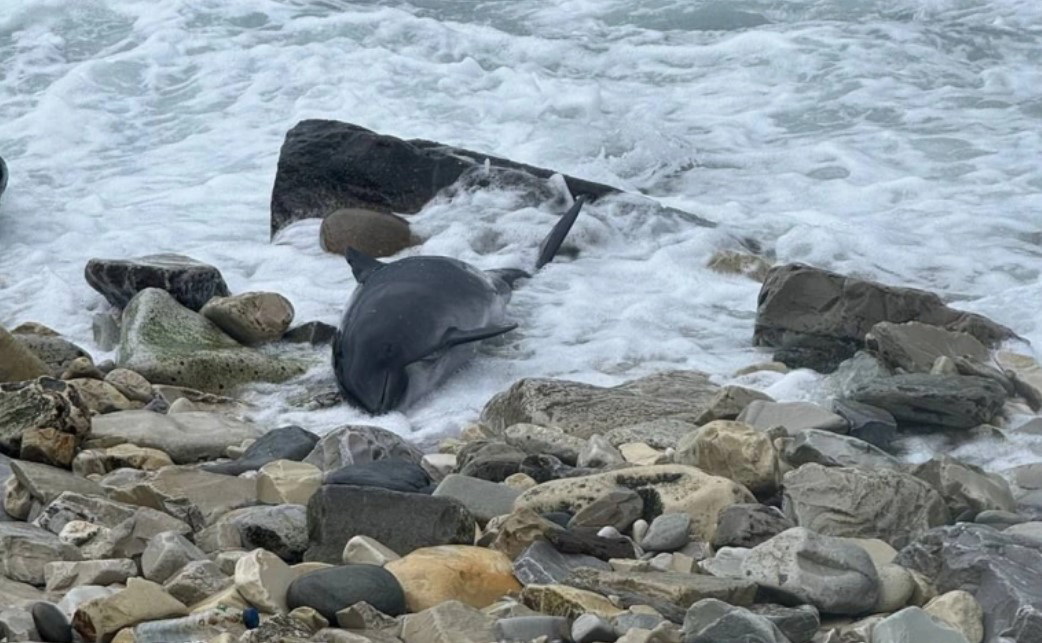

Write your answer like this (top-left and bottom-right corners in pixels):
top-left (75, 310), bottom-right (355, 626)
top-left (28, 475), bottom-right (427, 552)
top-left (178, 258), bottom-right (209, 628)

top-left (333, 195), bottom-right (587, 414)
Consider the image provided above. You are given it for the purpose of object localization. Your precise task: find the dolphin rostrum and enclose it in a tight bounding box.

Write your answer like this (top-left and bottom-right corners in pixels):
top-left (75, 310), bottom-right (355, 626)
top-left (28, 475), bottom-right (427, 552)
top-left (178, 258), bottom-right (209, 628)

top-left (333, 196), bottom-right (586, 414)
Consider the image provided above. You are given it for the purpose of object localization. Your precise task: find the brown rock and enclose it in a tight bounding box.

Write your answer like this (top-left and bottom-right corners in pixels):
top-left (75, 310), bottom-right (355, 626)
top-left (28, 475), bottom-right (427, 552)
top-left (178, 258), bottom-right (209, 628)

top-left (73, 578), bottom-right (187, 642)
top-left (386, 545), bottom-right (521, 612)
top-left (319, 208), bottom-right (413, 258)
top-left (200, 292), bottom-right (296, 345)
top-left (20, 427), bottom-right (77, 468)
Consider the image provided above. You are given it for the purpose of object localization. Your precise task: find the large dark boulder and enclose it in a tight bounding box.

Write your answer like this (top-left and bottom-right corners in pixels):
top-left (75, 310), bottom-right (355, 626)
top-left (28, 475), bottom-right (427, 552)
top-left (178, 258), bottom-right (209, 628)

top-left (323, 459), bottom-right (432, 493)
top-left (849, 374), bottom-right (1006, 430)
top-left (202, 425), bottom-right (319, 475)
top-left (753, 264), bottom-right (1017, 372)
top-left (304, 485), bottom-right (475, 563)
top-left (895, 523), bottom-right (1042, 642)
top-left (0, 156), bottom-right (7, 202)
top-left (84, 254), bottom-right (230, 311)
top-left (286, 564), bottom-right (405, 621)
top-left (268, 120), bottom-right (715, 238)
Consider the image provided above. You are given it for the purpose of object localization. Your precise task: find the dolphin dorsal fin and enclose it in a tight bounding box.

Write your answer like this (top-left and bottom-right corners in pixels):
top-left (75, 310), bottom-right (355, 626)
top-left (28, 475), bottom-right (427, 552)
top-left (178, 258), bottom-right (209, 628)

top-left (345, 247), bottom-right (385, 283)
top-left (535, 194), bottom-right (586, 271)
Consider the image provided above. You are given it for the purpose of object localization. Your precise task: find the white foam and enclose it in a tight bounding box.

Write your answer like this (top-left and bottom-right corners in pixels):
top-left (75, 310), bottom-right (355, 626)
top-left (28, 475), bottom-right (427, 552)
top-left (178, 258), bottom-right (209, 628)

top-left (1, 1), bottom-right (1041, 471)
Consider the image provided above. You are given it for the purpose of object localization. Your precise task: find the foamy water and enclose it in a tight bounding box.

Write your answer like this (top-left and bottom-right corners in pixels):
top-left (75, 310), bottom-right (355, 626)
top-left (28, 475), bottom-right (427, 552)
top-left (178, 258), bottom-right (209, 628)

top-left (1, 0), bottom-right (1041, 470)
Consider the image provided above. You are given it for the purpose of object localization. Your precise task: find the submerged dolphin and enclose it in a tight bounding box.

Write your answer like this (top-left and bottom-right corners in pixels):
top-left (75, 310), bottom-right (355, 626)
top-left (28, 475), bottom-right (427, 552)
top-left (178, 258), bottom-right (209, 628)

top-left (333, 196), bottom-right (586, 414)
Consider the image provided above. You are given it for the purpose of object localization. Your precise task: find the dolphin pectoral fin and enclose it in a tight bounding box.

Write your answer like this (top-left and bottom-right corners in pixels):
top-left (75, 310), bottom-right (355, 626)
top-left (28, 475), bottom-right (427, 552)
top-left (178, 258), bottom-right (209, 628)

top-left (442, 323), bottom-right (518, 347)
top-left (535, 194), bottom-right (586, 270)
top-left (345, 247), bottom-right (385, 283)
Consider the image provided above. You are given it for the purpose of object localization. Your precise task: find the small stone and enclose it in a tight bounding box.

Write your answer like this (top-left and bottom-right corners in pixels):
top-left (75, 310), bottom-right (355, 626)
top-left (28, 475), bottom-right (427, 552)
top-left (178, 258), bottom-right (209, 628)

top-left (0, 522), bottom-right (81, 586)
top-left (513, 540), bottom-right (612, 586)
top-left (520, 584), bottom-right (623, 620)
top-left (912, 455), bottom-right (1016, 517)
top-left (874, 563), bottom-right (915, 613)
top-left (631, 519), bottom-right (649, 544)
top-left (421, 453), bottom-right (456, 482)
top-left (830, 399), bottom-right (898, 450)
top-left (45, 559), bottom-right (138, 592)
top-left (200, 292), bottom-right (295, 346)
top-left (707, 250), bottom-right (772, 281)
top-left (1, 606), bottom-right (41, 642)
top-left (103, 369), bottom-right (153, 403)
top-left (569, 487), bottom-right (644, 532)
top-left (641, 513), bottom-right (691, 552)
top-left (235, 548), bottom-right (294, 614)
top-left (217, 504), bottom-right (307, 564)
top-left (683, 598), bottom-right (789, 643)
top-left (432, 474), bottom-right (521, 524)
top-left (163, 560), bottom-right (231, 606)
top-left (695, 385), bottom-right (775, 424)
top-left (495, 616), bottom-right (571, 643)
top-left (0, 324), bottom-right (50, 383)
top-left (399, 600), bottom-right (496, 643)
top-left (674, 420), bottom-right (779, 495)
top-left (319, 208), bottom-right (413, 258)
top-left (577, 436), bottom-right (625, 470)
top-left (61, 356), bottom-right (103, 381)
top-left (58, 520), bottom-right (103, 546)
top-left (572, 613), bottom-right (618, 643)
top-left (505, 423), bottom-right (587, 465)
top-left (619, 442), bottom-right (669, 466)
top-left (342, 536), bottom-right (400, 566)
top-left (504, 473), bottom-right (537, 492)
top-left (282, 321), bottom-right (337, 345)
top-left (712, 503), bottom-right (794, 549)
top-left (142, 531), bottom-right (208, 584)
top-left (334, 601), bottom-right (397, 630)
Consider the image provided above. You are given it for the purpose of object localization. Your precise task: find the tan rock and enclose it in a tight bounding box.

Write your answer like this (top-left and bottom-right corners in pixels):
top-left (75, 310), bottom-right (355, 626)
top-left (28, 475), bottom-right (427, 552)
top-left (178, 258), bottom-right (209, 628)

top-left (319, 208), bottom-right (413, 259)
top-left (342, 535), bottom-right (400, 566)
top-left (62, 356), bottom-right (104, 380)
top-left (874, 563), bottom-right (914, 613)
top-left (189, 584), bottom-right (250, 614)
top-left (73, 577), bottom-right (187, 642)
top-left (257, 460), bottom-right (322, 505)
top-left (386, 545), bottom-right (521, 612)
top-left (674, 420), bottom-right (779, 495)
top-left (200, 292), bottom-right (295, 346)
top-left (399, 600), bottom-right (495, 643)
top-left (3, 475), bottom-right (32, 520)
top-left (520, 584), bottom-right (623, 619)
top-left (489, 508), bottom-right (559, 560)
top-left (907, 568), bottom-right (938, 607)
top-left (924, 590), bottom-right (984, 643)
top-left (695, 386), bottom-right (775, 424)
top-left (619, 442), bottom-right (669, 466)
top-left (504, 473), bottom-right (537, 492)
top-left (104, 369), bottom-right (154, 403)
top-left (0, 325), bottom-right (49, 383)
top-left (235, 548), bottom-right (293, 614)
top-left (707, 250), bottom-right (772, 282)
top-left (289, 606), bottom-right (329, 631)
top-left (839, 537), bottom-right (898, 567)
top-left (68, 378), bottom-right (141, 413)
top-left (20, 426), bottom-right (77, 468)
top-left (734, 362), bottom-right (788, 376)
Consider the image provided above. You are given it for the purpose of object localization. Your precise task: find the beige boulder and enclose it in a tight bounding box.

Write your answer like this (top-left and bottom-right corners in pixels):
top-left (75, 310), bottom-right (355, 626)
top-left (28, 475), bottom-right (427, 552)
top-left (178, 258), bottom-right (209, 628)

top-left (674, 420), bottom-right (779, 495)
top-left (235, 548), bottom-right (293, 614)
top-left (520, 584), bottom-right (624, 619)
top-left (20, 427), bottom-right (77, 468)
top-left (386, 545), bottom-right (521, 612)
top-left (924, 590), bottom-right (984, 643)
top-left (72, 578), bottom-right (187, 642)
top-left (201, 292), bottom-right (295, 345)
top-left (319, 208), bottom-right (413, 258)
top-left (67, 378), bottom-right (141, 413)
top-left (256, 460), bottom-right (322, 505)
top-left (342, 535), bottom-right (400, 566)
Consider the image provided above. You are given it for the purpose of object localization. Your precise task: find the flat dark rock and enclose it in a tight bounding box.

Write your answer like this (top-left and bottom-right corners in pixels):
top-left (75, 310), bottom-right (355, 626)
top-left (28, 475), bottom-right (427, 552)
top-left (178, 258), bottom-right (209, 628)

top-left (84, 254), bottom-right (230, 311)
top-left (849, 373), bottom-right (1007, 429)
top-left (513, 540), bottom-right (611, 586)
top-left (545, 526), bottom-right (635, 560)
top-left (304, 485), bottom-right (475, 562)
top-left (202, 425), bottom-right (319, 475)
top-left (32, 601), bottom-right (72, 643)
top-left (286, 564), bottom-right (405, 621)
top-left (282, 321), bottom-right (337, 345)
top-left (270, 120), bottom-right (713, 238)
top-left (323, 458), bottom-right (431, 494)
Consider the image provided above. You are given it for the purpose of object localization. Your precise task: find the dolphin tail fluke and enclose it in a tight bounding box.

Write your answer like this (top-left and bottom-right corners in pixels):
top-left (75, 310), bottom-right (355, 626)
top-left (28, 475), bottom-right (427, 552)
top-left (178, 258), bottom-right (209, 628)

top-left (535, 195), bottom-right (586, 271)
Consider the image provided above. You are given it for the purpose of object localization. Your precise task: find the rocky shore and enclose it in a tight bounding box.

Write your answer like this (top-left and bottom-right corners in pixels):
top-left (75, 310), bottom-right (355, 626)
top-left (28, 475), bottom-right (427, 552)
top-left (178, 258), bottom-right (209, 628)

top-left (1, 123), bottom-right (1041, 643)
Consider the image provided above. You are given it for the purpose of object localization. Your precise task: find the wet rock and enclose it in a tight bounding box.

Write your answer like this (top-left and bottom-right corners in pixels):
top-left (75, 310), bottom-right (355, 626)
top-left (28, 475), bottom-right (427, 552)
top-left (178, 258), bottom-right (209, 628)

top-left (0, 377), bottom-right (90, 455)
top-left (783, 464), bottom-right (949, 548)
top-left (894, 523), bottom-right (1042, 641)
top-left (282, 320), bottom-right (338, 345)
top-left (568, 486), bottom-right (644, 532)
top-left (286, 564), bottom-right (406, 621)
top-left (674, 420), bottom-right (779, 495)
top-left (683, 598), bottom-right (790, 643)
top-left (753, 264), bottom-right (1015, 361)
top-left (481, 371), bottom-right (720, 440)
top-left (319, 208), bottom-right (413, 258)
top-left (87, 409), bottom-right (264, 463)
top-left (505, 423), bottom-right (587, 465)
top-left (204, 425), bottom-right (319, 476)
top-left (740, 527), bottom-right (879, 615)
top-left (72, 577), bottom-right (187, 641)
top-left (849, 374), bottom-right (1006, 429)
top-left (386, 545), bottom-right (521, 611)
top-left (117, 288), bottom-right (305, 393)
top-left (31, 601), bottom-right (71, 643)
top-left (201, 292), bottom-right (295, 345)
top-left (324, 458), bottom-right (431, 494)
top-left (92, 312), bottom-right (122, 353)
top-left (782, 429), bottom-right (901, 470)
top-left (0, 325), bottom-right (49, 384)
top-left (432, 474), bottom-right (520, 524)
top-left (12, 330), bottom-right (91, 380)
top-left (304, 485), bottom-right (475, 562)
top-left (695, 385), bottom-right (775, 424)
top-left (84, 253), bottom-right (230, 311)
top-left (303, 424), bottom-right (423, 471)
top-left (513, 540), bottom-right (611, 586)
top-left (514, 464), bottom-right (755, 543)
top-left (736, 400), bottom-right (848, 436)
top-left (399, 599), bottom-right (496, 643)
top-left (912, 456), bottom-right (1016, 517)
top-left (866, 321), bottom-right (988, 374)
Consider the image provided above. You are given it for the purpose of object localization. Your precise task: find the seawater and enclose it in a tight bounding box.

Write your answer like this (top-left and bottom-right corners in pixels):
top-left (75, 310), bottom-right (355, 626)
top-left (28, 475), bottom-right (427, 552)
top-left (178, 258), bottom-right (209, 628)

top-left (1, 0), bottom-right (1041, 471)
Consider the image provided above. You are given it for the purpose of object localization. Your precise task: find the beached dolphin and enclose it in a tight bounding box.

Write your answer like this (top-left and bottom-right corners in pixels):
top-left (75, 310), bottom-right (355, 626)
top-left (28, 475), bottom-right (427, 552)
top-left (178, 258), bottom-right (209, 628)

top-left (333, 196), bottom-right (586, 414)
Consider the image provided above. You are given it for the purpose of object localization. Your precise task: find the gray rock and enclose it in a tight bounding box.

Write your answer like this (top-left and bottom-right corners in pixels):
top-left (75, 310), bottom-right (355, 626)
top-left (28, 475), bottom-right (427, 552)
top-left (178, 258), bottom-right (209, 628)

top-left (870, 607), bottom-right (970, 643)
top-left (203, 425), bottom-right (319, 475)
top-left (0, 324), bottom-right (50, 384)
top-left (105, 466), bottom-right (255, 528)
top-left (32, 601), bottom-right (72, 643)
top-left (44, 559), bottom-right (138, 592)
top-left (695, 386), bottom-right (775, 425)
top-left (712, 504), bottom-right (795, 549)
top-left (1, 606), bottom-right (39, 642)
top-left (163, 560), bottom-right (231, 606)
top-left (287, 564), bottom-right (405, 621)
top-left (505, 424), bottom-right (589, 465)
top-left (747, 604), bottom-right (819, 643)
top-left (683, 598), bottom-right (790, 643)
top-left (282, 321), bottom-right (337, 345)
top-left (565, 568), bottom-right (758, 618)
top-left (613, 610), bottom-right (666, 633)
top-left (303, 424), bottom-right (424, 471)
top-left (572, 613), bottom-right (617, 643)
top-left (604, 418), bottom-right (701, 450)
top-left (324, 458), bottom-right (430, 493)
top-left (641, 513), bottom-right (691, 552)
top-left (85, 253), bottom-right (230, 311)
top-left (218, 504), bottom-right (308, 562)
top-left (849, 374), bottom-right (1006, 429)
top-left (141, 531), bottom-right (208, 584)
top-left (304, 485), bottom-right (475, 563)
top-left (9, 461), bottom-right (103, 507)
top-left (200, 292), bottom-right (295, 345)
top-left (912, 456), bottom-right (1016, 517)
top-left (894, 523), bottom-right (1042, 641)
top-left (739, 527), bottom-right (879, 615)
top-left (513, 541), bottom-right (611, 586)
top-left (457, 441), bottom-right (526, 482)
top-left (736, 400), bottom-right (848, 436)
top-left (782, 429), bottom-right (902, 470)
top-left (319, 208), bottom-right (413, 257)
top-left (86, 410), bottom-right (263, 464)
top-left (480, 371), bottom-right (720, 439)
top-left (0, 378), bottom-right (90, 455)
top-left (577, 435), bottom-right (625, 468)
top-left (0, 522), bottom-right (81, 586)
top-left (13, 331), bottom-right (91, 380)
top-left (432, 474), bottom-right (520, 524)
top-left (116, 288), bottom-right (305, 393)
top-left (866, 321), bottom-right (989, 374)
top-left (128, 609), bottom-right (245, 642)
top-left (568, 487), bottom-right (644, 532)
top-left (0, 576), bottom-right (45, 611)
top-left (753, 263), bottom-right (1015, 355)
top-left (783, 464), bottom-right (949, 548)
top-left (92, 312), bottom-right (122, 353)
top-left (1004, 522), bottom-right (1042, 546)
top-left (400, 599), bottom-right (496, 643)
top-left (495, 616), bottom-right (571, 643)
top-left (831, 399), bottom-right (898, 450)
top-left (34, 491), bottom-right (189, 538)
